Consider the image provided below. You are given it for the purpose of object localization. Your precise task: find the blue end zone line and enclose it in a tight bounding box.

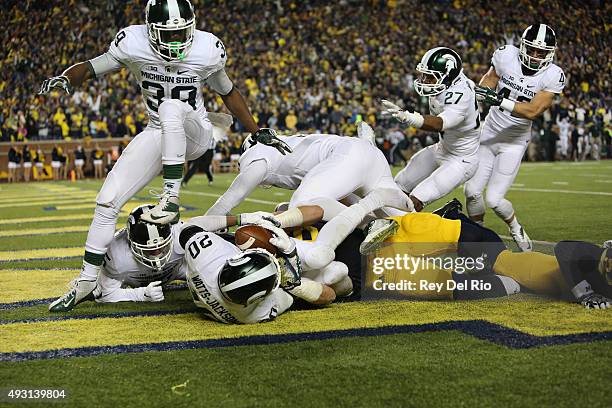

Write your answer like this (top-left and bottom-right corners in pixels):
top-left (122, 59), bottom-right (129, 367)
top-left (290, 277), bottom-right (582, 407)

top-left (0, 283), bottom-right (188, 310)
top-left (1, 320), bottom-right (611, 362)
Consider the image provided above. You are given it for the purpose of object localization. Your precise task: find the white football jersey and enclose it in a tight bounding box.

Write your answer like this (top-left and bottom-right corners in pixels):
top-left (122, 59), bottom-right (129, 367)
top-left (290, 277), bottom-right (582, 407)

top-left (428, 73), bottom-right (480, 156)
top-left (482, 45), bottom-right (566, 143)
top-left (102, 223), bottom-right (187, 287)
top-left (239, 134), bottom-right (362, 189)
top-left (185, 231), bottom-right (293, 324)
top-left (98, 25), bottom-right (227, 128)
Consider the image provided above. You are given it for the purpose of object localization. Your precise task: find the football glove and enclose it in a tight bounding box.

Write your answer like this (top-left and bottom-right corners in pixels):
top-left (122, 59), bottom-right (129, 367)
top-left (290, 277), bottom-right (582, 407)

top-left (39, 75), bottom-right (73, 95)
top-left (262, 224), bottom-right (301, 289)
top-left (253, 128), bottom-right (292, 155)
top-left (237, 211), bottom-right (280, 227)
top-left (579, 293), bottom-right (611, 310)
top-left (381, 100), bottom-right (424, 128)
top-left (144, 281), bottom-right (164, 302)
top-left (474, 85), bottom-right (504, 106)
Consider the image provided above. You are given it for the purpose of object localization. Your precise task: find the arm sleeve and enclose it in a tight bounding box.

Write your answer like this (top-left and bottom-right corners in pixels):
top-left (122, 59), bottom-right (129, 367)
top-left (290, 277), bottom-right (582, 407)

top-left (88, 52), bottom-right (123, 78)
top-left (95, 273), bottom-right (147, 303)
top-left (205, 159), bottom-right (268, 215)
top-left (206, 69), bottom-right (234, 96)
top-left (438, 100), bottom-right (467, 130)
top-left (186, 215), bottom-right (231, 231)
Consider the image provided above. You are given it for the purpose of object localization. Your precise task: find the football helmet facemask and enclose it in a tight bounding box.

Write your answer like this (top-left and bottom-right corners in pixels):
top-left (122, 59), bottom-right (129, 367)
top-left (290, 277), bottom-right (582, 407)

top-left (127, 204), bottom-right (174, 270)
top-left (145, 0), bottom-right (196, 61)
top-left (414, 47), bottom-right (463, 96)
top-left (519, 24), bottom-right (556, 72)
top-left (218, 248), bottom-right (281, 306)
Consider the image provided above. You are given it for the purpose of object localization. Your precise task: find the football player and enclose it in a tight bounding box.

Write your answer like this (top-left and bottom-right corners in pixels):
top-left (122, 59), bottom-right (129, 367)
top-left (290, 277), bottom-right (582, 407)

top-left (206, 130), bottom-right (414, 219)
top-left (381, 47), bottom-right (480, 212)
top-left (304, 196), bottom-right (610, 309)
top-left (464, 24), bottom-right (566, 251)
top-left (94, 204), bottom-right (187, 304)
top-left (41, 0), bottom-right (285, 312)
top-left (181, 215), bottom-right (337, 324)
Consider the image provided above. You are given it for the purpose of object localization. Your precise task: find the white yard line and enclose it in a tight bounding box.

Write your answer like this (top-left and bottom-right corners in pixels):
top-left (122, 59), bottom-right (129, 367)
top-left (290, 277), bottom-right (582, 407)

top-left (509, 187), bottom-right (612, 196)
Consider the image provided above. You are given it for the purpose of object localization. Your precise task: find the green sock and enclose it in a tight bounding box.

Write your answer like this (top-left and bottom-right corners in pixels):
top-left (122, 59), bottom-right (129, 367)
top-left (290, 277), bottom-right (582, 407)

top-left (163, 164), bottom-right (183, 197)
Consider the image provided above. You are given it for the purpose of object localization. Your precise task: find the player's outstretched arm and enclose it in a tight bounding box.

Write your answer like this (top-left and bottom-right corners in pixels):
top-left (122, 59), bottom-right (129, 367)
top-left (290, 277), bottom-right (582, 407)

top-left (38, 61), bottom-right (94, 95)
top-left (380, 99), bottom-right (443, 131)
top-left (476, 86), bottom-right (555, 121)
top-left (221, 86), bottom-right (259, 134)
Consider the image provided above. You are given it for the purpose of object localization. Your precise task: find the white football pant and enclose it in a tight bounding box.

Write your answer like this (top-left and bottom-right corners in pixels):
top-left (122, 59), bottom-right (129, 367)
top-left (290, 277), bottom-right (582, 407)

top-left (82, 100), bottom-right (212, 277)
top-left (394, 143), bottom-right (478, 206)
top-left (464, 141), bottom-right (526, 221)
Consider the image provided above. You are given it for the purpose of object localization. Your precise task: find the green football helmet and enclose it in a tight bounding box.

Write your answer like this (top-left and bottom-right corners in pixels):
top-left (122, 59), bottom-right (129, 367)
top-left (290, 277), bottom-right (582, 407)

top-left (145, 0), bottom-right (195, 61)
top-left (414, 47), bottom-right (463, 96)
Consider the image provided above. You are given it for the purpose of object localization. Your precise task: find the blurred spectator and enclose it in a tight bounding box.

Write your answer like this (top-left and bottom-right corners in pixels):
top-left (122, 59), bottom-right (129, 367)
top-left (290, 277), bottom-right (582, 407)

top-left (92, 144), bottom-right (104, 179)
top-left (7, 146), bottom-right (18, 182)
top-left (0, 0), bottom-right (608, 164)
top-left (74, 144), bottom-right (86, 179)
top-left (22, 144), bottom-right (32, 181)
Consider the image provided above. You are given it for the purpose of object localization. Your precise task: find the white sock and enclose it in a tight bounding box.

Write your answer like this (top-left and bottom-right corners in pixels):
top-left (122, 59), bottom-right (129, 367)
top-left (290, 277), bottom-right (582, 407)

top-left (163, 179), bottom-right (181, 197)
top-left (508, 217), bottom-right (521, 232)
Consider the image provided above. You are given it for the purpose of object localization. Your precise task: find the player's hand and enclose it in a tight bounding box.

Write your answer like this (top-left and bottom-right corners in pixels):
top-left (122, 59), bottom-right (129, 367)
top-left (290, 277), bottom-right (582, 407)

top-left (253, 128), bottom-right (292, 155)
top-left (144, 281), bottom-right (164, 302)
top-left (474, 85), bottom-right (503, 106)
top-left (381, 100), bottom-right (423, 127)
top-left (238, 211), bottom-right (280, 227)
top-left (39, 75), bottom-right (73, 95)
top-left (579, 293), bottom-right (611, 309)
top-left (263, 224), bottom-right (295, 255)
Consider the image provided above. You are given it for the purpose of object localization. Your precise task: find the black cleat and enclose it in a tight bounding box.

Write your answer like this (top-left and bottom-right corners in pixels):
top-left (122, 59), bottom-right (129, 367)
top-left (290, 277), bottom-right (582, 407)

top-left (432, 198), bottom-right (463, 219)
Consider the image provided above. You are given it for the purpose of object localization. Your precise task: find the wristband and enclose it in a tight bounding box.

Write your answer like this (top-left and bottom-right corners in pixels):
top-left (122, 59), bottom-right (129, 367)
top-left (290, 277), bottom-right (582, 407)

top-left (500, 98), bottom-right (516, 113)
top-left (288, 279), bottom-right (323, 303)
top-left (274, 207), bottom-right (304, 228)
top-left (411, 111), bottom-right (425, 128)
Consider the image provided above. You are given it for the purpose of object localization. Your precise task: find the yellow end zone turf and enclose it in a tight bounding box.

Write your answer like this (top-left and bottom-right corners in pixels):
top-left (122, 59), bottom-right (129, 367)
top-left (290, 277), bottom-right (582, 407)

top-left (0, 269), bottom-right (80, 303)
top-left (0, 247), bottom-right (83, 261)
top-left (1, 297), bottom-right (610, 354)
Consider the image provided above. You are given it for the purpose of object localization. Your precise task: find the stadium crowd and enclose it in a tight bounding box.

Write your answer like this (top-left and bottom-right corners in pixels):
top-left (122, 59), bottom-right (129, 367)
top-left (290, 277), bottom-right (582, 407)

top-left (1, 0), bottom-right (610, 168)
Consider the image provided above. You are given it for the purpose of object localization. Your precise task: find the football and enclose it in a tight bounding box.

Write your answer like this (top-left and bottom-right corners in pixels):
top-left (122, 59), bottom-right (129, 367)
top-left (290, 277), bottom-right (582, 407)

top-left (234, 225), bottom-right (277, 255)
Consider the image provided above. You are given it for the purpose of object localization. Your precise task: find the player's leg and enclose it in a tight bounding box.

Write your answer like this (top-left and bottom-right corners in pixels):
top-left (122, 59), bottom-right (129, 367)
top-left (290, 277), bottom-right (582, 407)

top-left (49, 129), bottom-right (162, 312)
top-left (394, 144), bottom-right (438, 210)
top-left (484, 142), bottom-right (532, 251)
top-left (143, 99), bottom-right (212, 224)
top-left (410, 151), bottom-right (478, 211)
top-left (464, 143), bottom-right (495, 224)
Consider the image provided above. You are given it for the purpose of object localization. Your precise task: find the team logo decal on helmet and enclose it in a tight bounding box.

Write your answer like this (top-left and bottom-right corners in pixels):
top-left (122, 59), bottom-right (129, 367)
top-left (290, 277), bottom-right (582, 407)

top-left (146, 0), bottom-right (196, 61)
top-left (218, 248), bottom-right (281, 306)
top-left (127, 204), bottom-right (174, 270)
top-left (519, 24), bottom-right (557, 72)
top-left (414, 47), bottom-right (463, 96)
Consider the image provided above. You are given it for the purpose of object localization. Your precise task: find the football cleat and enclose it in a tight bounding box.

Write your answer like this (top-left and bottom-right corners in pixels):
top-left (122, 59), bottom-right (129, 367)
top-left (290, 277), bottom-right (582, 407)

top-left (48, 279), bottom-right (98, 312)
top-left (432, 198), bottom-right (463, 219)
top-left (141, 193), bottom-right (180, 225)
top-left (360, 219), bottom-right (399, 254)
top-left (579, 293), bottom-right (611, 310)
top-left (509, 225), bottom-right (533, 252)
